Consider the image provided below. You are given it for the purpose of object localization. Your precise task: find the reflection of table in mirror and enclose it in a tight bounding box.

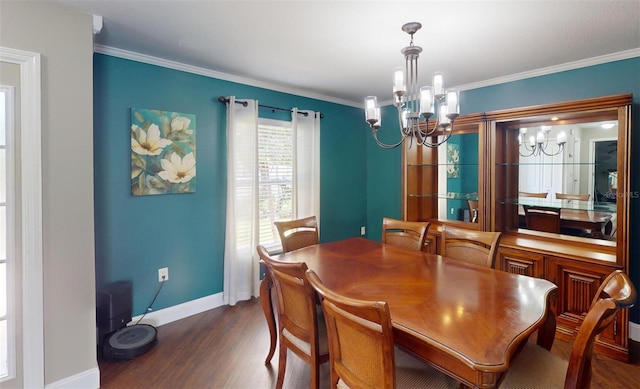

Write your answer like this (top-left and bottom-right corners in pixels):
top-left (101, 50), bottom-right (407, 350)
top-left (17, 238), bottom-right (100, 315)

top-left (517, 200), bottom-right (613, 238)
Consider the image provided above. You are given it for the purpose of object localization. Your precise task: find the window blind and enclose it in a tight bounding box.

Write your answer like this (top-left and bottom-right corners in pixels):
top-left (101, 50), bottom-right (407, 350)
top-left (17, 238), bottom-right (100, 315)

top-left (258, 122), bottom-right (293, 247)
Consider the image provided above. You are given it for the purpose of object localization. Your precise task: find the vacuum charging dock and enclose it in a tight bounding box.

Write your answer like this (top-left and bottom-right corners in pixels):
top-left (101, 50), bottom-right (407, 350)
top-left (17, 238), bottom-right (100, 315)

top-left (97, 281), bottom-right (157, 360)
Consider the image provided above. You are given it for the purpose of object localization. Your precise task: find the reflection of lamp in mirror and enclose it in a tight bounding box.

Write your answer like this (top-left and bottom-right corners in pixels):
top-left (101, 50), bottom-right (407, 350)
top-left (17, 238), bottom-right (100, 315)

top-left (518, 126), bottom-right (567, 157)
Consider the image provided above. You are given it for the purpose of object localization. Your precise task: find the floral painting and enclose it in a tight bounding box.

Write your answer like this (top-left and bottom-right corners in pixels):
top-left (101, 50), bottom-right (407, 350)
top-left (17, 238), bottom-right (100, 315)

top-left (131, 108), bottom-right (196, 195)
top-left (446, 143), bottom-right (460, 178)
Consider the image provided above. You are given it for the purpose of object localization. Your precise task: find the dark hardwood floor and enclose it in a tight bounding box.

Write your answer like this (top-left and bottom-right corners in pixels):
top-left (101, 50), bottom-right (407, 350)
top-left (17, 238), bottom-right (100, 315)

top-left (99, 298), bottom-right (640, 388)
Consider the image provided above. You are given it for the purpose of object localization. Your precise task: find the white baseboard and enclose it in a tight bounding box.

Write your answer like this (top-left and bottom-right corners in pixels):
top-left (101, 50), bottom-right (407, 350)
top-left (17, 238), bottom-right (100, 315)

top-left (630, 321), bottom-right (640, 342)
top-left (131, 292), bottom-right (225, 327)
top-left (45, 366), bottom-right (100, 389)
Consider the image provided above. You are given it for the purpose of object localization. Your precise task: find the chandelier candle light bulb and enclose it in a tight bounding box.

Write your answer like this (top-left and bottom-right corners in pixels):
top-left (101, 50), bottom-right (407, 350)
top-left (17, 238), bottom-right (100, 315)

top-left (420, 86), bottom-right (434, 116)
top-left (433, 72), bottom-right (444, 97)
top-left (363, 22), bottom-right (460, 148)
top-left (556, 131), bottom-right (567, 145)
top-left (393, 68), bottom-right (406, 95)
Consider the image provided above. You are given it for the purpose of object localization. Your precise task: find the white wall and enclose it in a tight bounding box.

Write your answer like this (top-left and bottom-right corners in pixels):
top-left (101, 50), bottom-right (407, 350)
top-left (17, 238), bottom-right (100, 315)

top-left (0, 1), bottom-right (98, 387)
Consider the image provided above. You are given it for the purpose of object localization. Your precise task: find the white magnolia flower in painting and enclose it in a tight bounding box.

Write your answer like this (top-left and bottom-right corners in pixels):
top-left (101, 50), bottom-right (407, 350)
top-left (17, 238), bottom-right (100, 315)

top-left (131, 124), bottom-right (173, 156)
top-left (447, 144), bottom-right (460, 163)
top-left (447, 164), bottom-right (456, 175)
top-left (170, 116), bottom-right (193, 135)
top-left (158, 152), bottom-right (196, 183)
top-left (451, 149), bottom-right (459, 163)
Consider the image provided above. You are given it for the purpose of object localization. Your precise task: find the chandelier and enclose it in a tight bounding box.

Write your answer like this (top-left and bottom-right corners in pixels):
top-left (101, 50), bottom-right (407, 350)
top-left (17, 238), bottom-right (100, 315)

top-left (364, 22), bottom-right (460, 149)
top-left (518, 126), bottom-right (567, 157)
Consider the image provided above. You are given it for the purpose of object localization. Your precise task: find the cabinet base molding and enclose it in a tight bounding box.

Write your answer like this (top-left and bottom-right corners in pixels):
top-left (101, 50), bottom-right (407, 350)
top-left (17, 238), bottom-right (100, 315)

top-left (555, 323), bottom-right (630, 362)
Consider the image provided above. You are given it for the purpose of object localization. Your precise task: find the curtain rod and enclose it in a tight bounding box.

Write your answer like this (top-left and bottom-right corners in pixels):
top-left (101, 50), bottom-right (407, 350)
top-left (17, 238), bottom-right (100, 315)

top-left (217, 96), bottom-right (324, 119)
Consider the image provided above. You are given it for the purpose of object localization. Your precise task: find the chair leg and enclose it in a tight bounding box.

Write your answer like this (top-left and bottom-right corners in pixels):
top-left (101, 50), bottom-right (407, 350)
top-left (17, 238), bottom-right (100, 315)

top-left (311, 359), bottom-right (320, 389)
top-left (259, 275), bottom-right (277, 364)
top-left (275, 342), bottom-right (287, 389)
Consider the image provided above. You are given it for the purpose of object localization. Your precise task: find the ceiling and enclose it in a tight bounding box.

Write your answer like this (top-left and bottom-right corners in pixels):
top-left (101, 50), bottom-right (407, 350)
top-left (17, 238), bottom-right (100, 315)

top-left (54, 1), bottom-right (640, 107)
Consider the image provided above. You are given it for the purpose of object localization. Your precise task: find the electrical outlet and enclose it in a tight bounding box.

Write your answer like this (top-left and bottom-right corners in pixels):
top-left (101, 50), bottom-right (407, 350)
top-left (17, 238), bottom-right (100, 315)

top-left (360, 226), bottom-right (366, 235)
top-left (158, 267), bottom-right (169, 282)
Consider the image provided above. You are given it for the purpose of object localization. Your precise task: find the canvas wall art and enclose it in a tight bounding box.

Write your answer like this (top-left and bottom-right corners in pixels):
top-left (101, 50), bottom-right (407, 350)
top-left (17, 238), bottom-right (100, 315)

top-left (131, 108), bottom-right (196, 195)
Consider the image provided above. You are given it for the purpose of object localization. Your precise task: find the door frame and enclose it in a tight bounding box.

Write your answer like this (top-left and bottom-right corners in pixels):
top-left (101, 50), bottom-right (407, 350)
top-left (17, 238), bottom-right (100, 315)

top-left (0, 46), bottom-right (43, 389)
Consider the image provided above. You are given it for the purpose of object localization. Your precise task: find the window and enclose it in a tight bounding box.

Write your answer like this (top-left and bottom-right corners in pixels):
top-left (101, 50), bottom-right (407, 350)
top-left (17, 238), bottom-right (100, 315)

top-left (0, 85), bottom-right (15, 381)
top-left (257, 119), bottom-right (293, 249)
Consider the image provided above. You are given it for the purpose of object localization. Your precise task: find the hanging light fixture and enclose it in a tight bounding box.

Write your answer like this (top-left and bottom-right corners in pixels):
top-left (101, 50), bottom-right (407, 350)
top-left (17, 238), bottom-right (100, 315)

top-left (364, 22), bottom-right (460, 149)
top-left (518, 126), bottom-right (567, 157)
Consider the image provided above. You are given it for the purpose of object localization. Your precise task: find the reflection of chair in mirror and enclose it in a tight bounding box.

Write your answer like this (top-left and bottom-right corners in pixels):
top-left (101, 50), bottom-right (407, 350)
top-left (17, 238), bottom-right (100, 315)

top-left (499, 270), bottom-right (636, 389)
top-left (256, 246), bottom-right (329, 389)
top-left (523, 205), bottom-right (561, 233)
top-left (519, 191), bottom-right (549, 198)
top-left (440, 225), bottom-right (502, 268)
top-left (606, 213), bottom-right (617, 237)
top-left (555, 193), bottom-right (590, 201)
top-left (466, 199), bottom-right (479, 223)
top-left (305, 270), bottom-right (458, 389)
top-left (381, 217), bottom-right (430, 252)
top-left (274, 215), bottom-right (319, 253)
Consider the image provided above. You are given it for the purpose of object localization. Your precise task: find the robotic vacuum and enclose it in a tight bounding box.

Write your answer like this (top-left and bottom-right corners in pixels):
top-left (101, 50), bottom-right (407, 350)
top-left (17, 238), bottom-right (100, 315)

top-left (103, 324), bottom-right (158, 360)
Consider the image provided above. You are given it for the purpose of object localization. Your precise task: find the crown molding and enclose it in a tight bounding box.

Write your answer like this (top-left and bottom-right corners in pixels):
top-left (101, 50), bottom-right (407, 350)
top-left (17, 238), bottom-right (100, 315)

top-left (93, 44), bottom-right (360, 108)
top-left (455, 48), bottom-right (640, 92)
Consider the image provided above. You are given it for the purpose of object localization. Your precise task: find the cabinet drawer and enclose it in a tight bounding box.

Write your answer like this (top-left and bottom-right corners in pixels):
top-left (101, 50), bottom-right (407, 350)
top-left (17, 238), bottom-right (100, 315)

top-left (497, 247), bottom-right (544, 278)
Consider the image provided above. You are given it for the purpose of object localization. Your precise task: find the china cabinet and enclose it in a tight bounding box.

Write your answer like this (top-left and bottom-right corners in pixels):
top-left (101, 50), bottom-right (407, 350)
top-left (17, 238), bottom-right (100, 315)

top-left (402, 94), bottom-right (633, 361)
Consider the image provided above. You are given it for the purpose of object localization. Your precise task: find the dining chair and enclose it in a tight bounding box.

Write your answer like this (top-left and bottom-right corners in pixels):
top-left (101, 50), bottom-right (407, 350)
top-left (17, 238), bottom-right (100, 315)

top-left (523, 205), bottom-right (561, 233)
top-left (466, 199), bottom-right (479, 223)
top-left (556, 193), bottom-right (591, 201)
top-left (440, 225), bottom-right (502, 268)
top-left (381, 217), bottom-right (431, 252)
top-left (274, 215), bottom-right (319, 253)
top-left (256, 245), bottom-right (329, 389)
top-left (305, 269), bottom-right (459, 389)
top-left (499, 270), bottom-right (636, 389)
top-left (519, 191), bottom-right (549, 198)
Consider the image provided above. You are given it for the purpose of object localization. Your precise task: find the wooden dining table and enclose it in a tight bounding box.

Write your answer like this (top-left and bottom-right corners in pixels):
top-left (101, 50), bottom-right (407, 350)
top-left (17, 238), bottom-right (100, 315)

top-left (259, 237), bottom-right (558, 388)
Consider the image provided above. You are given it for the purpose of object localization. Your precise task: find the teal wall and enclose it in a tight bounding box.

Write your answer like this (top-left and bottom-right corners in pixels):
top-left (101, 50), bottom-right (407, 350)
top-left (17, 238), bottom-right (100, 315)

top-left (94, 54), bottom-right (367, 315)
top-left (365, 104), bottom-right (403, 240)
top-left (365, 57), bottom-right (640, 321)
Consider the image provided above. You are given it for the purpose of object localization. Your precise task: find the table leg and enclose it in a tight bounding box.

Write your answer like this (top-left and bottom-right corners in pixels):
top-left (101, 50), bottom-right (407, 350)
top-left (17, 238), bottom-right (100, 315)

top-left (536, 297), bottom-right (557, 351)
top-left (259, 265), bottom-right (277, 364)
top-left (592, 225), bottom-right (604, 238)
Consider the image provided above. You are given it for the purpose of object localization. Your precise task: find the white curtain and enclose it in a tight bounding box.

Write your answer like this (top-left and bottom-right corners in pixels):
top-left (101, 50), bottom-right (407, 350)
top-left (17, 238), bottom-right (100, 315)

top-left (224, 96), bottom-right (260, 305)
top-left (223, 99), bottom-right (321, 306)
top-left (292, 108), bottom-right (321, 225)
